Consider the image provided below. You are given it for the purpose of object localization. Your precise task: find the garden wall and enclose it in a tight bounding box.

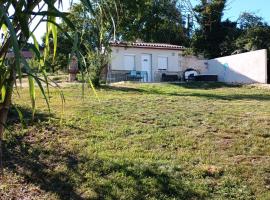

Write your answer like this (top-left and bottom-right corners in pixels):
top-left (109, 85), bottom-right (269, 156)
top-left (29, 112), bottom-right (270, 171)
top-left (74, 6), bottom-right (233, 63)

top-left (207, 49), bottom-right (268, 84)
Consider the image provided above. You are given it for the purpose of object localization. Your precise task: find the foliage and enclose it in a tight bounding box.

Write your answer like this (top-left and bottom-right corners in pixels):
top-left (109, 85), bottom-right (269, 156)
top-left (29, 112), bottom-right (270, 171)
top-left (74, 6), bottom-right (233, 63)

top-left (238, 12), bottom-right (265, 30)
top-left (115, 0), bottom-right (189, 45)
top-left (235, 25), bottom-right (270, 53)
top-left (190, 1), bottom-right (270, 63)
top-left (191, 0), bottom-right (227, 58)
top-left (219, 19), bottom-right (242, 56)
top-left (48, 1), bottom-right (117, 86)
top-left (0, 0), bottom-right (117, 176)
top-left (41, 32), bottom-right (73, 72)
top-left (235, 13), bottom-right (270, 52)
top-left (0, 0), bottom-right (70, 176)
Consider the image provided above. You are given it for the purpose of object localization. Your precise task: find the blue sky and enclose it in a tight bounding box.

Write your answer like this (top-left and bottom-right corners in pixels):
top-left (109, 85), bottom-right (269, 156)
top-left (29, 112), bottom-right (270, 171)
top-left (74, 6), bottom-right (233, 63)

top-left (192, 0), bottom-right (270, 23)
top-left (34, 0), bottom-right (270, 43)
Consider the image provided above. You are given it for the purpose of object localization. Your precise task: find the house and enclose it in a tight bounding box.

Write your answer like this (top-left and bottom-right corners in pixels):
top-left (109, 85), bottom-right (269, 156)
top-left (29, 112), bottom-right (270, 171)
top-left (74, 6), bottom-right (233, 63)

top-left (108, 41), bottom-right (186, 82)
top-left (107, 42), bottom-right (268, 84)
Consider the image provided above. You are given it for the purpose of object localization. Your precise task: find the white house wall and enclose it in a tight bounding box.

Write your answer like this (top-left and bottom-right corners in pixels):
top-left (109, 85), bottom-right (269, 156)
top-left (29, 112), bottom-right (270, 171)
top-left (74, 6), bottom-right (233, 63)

top-left (110, 46), bottom-right (182, 81)
top-left (181, 56), bottom-right (208, 73)
top-left (207, 49), bottom-right (267, 84)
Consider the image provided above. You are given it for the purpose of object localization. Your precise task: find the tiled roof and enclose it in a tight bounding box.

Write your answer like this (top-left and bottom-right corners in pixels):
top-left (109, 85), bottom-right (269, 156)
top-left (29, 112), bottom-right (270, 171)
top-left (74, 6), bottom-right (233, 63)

top-left (110, 41), bottom-right (185, 50)
top-left (6, 51), bottom-right (34, 59)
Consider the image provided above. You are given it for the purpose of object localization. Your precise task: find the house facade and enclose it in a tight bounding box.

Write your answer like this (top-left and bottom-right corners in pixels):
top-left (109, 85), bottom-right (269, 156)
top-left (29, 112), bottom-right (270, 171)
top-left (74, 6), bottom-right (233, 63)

top-left (108, 42), bottom-right (186, 82)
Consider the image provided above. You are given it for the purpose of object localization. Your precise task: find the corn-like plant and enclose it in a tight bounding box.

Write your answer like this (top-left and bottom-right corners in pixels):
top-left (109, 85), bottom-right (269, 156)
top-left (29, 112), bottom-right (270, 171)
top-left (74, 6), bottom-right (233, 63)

top-left (70, 0), bottom-right (118, 87)
top-left (0, 0), bottom-right (117, 177)
top-left (0, 0), bottom-right (76, 177)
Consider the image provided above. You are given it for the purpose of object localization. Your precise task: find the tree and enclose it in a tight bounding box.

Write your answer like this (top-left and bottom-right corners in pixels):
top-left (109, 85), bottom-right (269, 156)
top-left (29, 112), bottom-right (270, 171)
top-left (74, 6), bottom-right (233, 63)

top-left (41, 32), bottom-right (73, 73)
top-left (219, 19), bottom-right (241, 56)
top-left (191, 0), bottom-right (227, 58)
top-left (46, 1), bottom-right (117, 86)
top-left (114, 0), bottom-right (188, 45)
top-left (238, 12), bottom-right (264, 30)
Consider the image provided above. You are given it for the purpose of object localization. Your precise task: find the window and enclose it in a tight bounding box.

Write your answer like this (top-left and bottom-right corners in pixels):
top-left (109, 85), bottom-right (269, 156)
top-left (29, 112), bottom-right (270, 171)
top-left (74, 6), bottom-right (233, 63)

top-left (158, 56), bottom-right (168, 70)
top-left (124, 55), bottom-right (135, 70)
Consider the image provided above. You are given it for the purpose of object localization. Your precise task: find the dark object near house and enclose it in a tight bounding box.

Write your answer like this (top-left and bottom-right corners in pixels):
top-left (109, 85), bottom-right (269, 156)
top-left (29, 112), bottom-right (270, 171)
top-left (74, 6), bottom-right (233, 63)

top-left (161, 74), bottom-right (179, 82)
top-left (195, 75), bottom-right (218, 82)
top-left (184, 68), bottom-right (199, 81)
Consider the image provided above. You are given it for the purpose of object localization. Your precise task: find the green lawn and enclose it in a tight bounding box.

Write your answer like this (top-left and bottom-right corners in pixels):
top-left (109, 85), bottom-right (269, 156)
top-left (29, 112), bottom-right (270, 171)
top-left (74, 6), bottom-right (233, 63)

top-left (2, 82), bottom-right (270, 199)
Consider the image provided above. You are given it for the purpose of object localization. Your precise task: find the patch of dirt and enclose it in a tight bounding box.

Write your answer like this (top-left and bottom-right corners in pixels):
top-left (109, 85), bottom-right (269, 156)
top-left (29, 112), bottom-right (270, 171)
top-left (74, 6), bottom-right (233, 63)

top-left (233, 155), bottom-right (270, 165)
top-left (0, 171), bottom-right (53, 200)
top-left (216, 136), bottom-right (234, 150)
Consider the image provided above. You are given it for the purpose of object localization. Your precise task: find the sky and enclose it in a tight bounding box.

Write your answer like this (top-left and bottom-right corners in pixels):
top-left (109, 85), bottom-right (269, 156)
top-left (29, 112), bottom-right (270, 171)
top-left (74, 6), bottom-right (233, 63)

top-left (32, 0), bottom-right (270, 43)
top-left (214, 0), bottom-right (270, 22)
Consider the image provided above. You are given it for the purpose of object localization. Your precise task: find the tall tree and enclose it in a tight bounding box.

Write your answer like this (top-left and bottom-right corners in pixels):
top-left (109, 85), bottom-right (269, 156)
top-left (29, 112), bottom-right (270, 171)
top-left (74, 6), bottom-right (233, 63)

top-left (42, 1), bottom-right (118, 86)
top-left (191, 0), bottom-right (227, 58)
top-left (115, 0), bottom-right (188, 45)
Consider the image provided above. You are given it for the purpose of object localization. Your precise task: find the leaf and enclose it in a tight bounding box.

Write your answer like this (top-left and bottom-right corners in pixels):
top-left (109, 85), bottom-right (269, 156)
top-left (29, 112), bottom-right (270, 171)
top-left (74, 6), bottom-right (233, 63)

top-left (1, 24), bottom-right (7, 39)
top-left (31, 34), bottom-right (40, 52)
top-left (51, 17), bottom-right (58, 60)
top-left (59, 89), bottom-right (65, 125)
top-left (20, 56), bottom-right (51, 116)
top-left (13, 104), bottom-right (24, 125)
top-left (44, 22), bottom-right (50, 62)
top-left (28, 75), bottom-right (36, 120)
top-left (0, 5), bottom-right (22, 82)
top-left (0, 85), bottom-right (6, 103)
top-left (28, 43), bottom-right (41, 60)
top-left (41, 69), bottom-right (50, 101)
top-left (87, 77), bottom-right (100, 102)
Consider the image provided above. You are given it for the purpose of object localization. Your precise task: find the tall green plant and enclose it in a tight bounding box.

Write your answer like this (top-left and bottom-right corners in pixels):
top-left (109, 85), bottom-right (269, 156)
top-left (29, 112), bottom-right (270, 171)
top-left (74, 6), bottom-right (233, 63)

top-left (67, 1), bottom-right (118, 87)
top-left (0, 0), bottom-right (75, 177)
top-left (0, 0), bottom-right (117, 177)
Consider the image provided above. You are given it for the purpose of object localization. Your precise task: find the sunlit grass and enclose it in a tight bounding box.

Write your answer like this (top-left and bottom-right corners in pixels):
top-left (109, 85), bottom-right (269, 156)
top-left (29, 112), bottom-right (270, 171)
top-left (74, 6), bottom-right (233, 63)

top-left (3, 82), bottom-right (270, 199)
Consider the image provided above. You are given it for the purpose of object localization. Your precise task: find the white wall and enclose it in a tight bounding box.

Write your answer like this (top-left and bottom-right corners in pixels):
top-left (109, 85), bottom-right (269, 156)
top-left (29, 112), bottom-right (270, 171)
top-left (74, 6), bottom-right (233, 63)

top-left (181, 56), bottom-right (208, 73)
top-left (207, 49), bottom-right (267, 84)
top-left (110, 46), bottom-right (182, 81)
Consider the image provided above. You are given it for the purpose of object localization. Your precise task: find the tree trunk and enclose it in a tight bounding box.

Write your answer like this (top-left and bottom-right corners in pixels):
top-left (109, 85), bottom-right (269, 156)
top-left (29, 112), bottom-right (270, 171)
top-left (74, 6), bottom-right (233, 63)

top-left (0, 68), bottom-right (15, 177)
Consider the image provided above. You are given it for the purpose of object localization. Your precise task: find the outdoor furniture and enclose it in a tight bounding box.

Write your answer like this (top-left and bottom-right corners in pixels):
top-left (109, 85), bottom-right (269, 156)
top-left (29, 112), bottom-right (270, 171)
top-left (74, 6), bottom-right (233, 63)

top-left (194, 75), bottom-right (218, 82)
top-left (161, 73), bottom-right (179, 82)
top-left (127, 70), bottom-right (143, 81)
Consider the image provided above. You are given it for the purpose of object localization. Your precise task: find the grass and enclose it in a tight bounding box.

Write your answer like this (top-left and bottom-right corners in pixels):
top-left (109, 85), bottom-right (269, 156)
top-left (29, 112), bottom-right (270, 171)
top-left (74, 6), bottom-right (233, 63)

top-left (1, 82), bottom-right (270, 199)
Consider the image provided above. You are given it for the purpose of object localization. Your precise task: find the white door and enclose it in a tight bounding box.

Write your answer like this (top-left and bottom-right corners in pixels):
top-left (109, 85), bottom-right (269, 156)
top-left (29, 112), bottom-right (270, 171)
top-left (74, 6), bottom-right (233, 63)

top-left (141, 54), bottom-right (152, 82)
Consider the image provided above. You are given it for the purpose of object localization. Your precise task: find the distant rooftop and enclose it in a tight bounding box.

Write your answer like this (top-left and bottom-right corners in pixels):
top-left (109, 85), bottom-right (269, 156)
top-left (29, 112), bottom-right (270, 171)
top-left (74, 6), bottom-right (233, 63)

top-left (6, 51), bottom-right (34, 59)
top-left (110, 41), bottom-right (185, 50)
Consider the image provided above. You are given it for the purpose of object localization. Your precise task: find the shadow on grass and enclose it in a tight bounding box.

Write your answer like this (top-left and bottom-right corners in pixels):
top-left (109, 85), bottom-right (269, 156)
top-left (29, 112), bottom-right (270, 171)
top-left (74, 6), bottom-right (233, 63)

top-left (8, 105), bottom-right (53, 125)
top-left (103, 83), bottom-right (270, 101)
top-left (3, 108), bottom-right (203, 200)
top-left (170, 82), bottom-right (242, 90)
